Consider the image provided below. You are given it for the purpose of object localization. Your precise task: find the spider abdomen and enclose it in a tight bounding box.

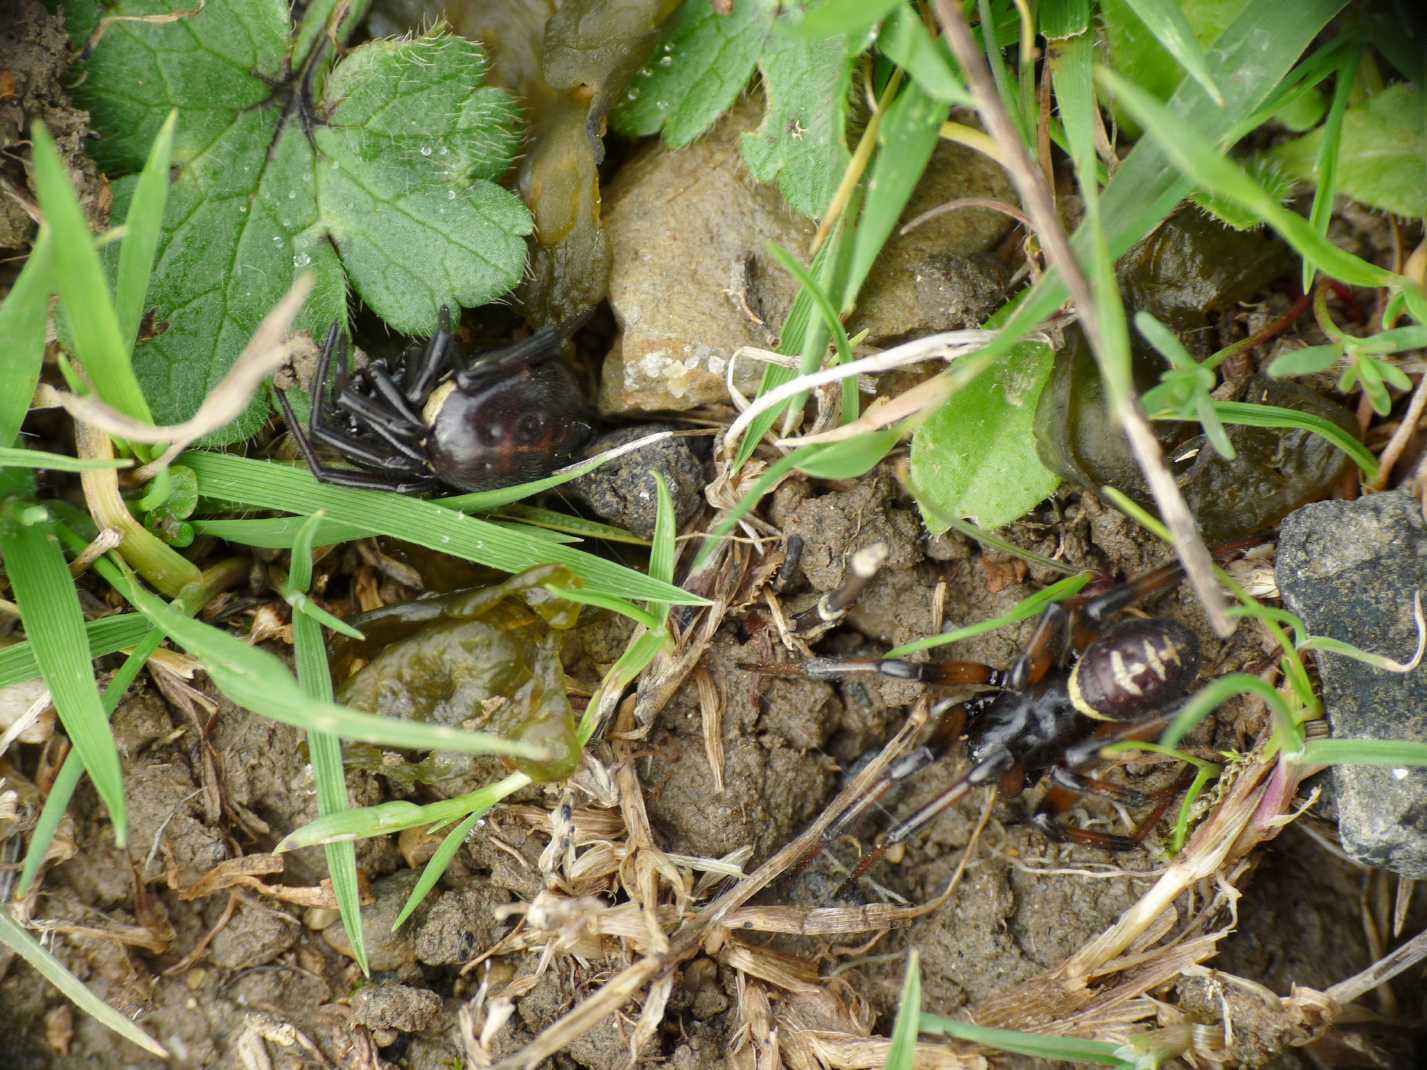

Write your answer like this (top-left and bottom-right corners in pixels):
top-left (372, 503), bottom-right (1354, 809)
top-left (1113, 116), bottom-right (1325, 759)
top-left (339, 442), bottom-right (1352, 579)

top-left (1067, 618), bottom-right (1200, 721)
top-left (427, 361), bottom-right (594, 492)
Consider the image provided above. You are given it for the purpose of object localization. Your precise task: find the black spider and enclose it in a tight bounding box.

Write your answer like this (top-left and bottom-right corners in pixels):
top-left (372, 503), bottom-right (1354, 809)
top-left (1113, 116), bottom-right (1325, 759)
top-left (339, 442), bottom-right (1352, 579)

top-left (276, 307), bottom-right (595, 494)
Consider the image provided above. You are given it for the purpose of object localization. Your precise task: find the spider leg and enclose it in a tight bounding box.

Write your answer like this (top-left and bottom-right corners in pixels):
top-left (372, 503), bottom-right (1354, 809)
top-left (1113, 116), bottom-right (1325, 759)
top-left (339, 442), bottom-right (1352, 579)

top-left (359, 360), bottom-right (427, 429)
top-left (275, 388), bottom-right (441, 494)
top-left (404, 305), bottom-right (457, 404)
top-left (844, 740), bottom-right (1014, 885)
top-left (454, 327), bottom-right (564, 390)
top-left (309, 423), bottom-right (427, 474)
top-left (757, 657), bottom-right (1005, 688)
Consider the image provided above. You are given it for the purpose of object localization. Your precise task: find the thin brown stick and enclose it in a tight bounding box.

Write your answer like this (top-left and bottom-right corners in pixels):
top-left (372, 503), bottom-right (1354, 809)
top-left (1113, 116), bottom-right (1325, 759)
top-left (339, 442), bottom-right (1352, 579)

top-left (931, 0), bottom-right (1232, 637)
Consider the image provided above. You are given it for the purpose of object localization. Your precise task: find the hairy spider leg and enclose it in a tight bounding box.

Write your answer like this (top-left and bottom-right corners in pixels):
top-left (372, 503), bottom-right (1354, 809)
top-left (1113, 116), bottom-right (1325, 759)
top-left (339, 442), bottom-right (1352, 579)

top-left (403, 305), bottom-right (457, 404)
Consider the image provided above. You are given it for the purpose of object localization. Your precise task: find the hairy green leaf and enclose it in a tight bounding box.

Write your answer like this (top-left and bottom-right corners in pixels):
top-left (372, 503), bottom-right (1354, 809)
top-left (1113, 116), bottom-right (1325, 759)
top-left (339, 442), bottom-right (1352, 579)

top-left (739, 27), bottom-right (854, 217)
top-left (74, 2), bottom-right (530, 441)
top-left (1267, 82), bottom-right (1427, 218)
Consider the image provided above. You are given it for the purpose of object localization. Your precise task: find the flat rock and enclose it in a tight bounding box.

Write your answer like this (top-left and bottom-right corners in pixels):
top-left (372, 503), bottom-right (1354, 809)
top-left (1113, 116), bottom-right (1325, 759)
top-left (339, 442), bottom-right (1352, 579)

top-left (1276, 491), bottom-right (1427, 877)
top-left (601, 96), bottom-right (1014, 414)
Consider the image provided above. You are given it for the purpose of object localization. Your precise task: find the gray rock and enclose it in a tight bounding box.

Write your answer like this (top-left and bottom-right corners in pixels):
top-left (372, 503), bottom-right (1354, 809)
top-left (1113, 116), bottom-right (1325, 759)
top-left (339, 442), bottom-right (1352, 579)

top-left (1276, 491), bottom-right (1427, 877)
top-left (349, 982), bottom-right (443, 1034)
top-left (322, 870), bottom-right (423, 972)
top-left (567, 424), bottom-right (705, 538)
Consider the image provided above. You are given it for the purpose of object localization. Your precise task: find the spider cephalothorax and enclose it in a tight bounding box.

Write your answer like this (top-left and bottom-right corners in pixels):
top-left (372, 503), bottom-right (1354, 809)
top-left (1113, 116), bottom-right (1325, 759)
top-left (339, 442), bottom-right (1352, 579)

top-left (276, 306), bottom-right (595, 494)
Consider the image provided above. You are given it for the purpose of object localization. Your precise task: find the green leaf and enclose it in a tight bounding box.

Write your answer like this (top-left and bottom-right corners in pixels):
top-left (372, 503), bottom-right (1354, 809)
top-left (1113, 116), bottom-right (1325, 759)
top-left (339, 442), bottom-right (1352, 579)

top-left (611, 0), bottom-right (774, 146)
top-left (920, 1012), bottom-right (1131, 1067)
top-left (0, 228), bottom-right (52, 449)
top-left (1266, 82), bottom-right (1427, 218)
top-left (1302, 48), bottom-right (1359, 292)
top-left (739, 24), bottom-right (854, 218)
top-left (1265, 343), bottom-right (1342, 378)
top-left (0, 515), bottom-right (127, 843)
top-left (909, 341), bottom-right (1059, 531)
top-left (877, 6), bottom-right (972, 106)
top-left (794, 429), bottom-right (901, 479)
top-left (795, 0), bottom-right (902, 37)
top-left (76, 5), bottom-right (530, 441)
top-left (0, 448), bottom-right (132, 472)
top-left (1039, 0), bottom-right (1092, 39)
top-left (0, 613), bottom-right (150, 688)
top-left (392, 810), bottom-right (483, 931)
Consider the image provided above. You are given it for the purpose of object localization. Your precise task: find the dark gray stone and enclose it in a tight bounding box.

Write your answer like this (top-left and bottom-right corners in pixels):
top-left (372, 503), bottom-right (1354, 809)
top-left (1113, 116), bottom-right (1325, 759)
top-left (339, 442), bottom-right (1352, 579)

top-left (567, 423), bottom-right (705, 538)
top-left (1276, 490), bottom-right (1427, 877)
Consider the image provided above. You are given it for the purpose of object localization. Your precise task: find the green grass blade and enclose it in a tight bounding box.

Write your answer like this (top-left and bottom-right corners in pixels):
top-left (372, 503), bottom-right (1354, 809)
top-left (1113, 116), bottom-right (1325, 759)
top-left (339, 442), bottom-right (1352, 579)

top-left (392, 809), bottom-right (484, 931)
top-left (1303, 47), bottom-right (1361, 292)
top-left (766, 239), bottom-right (858, 420)
top-left (1197, 400), bottom-right (1377, 478)
top-left (115, 111), bottom-right (176, 352)
top-left (181, 452), bottom-right (703, 605)
top-left (30, 122), bottom-right (152, 426)
top-left (277, 773), bottom-right (529, 851)
top-left (121, 576), bottom-right (559, 760)
top-left (0, 226), bottom-right (53, 449)
top-left (1118, 0), bottom-right (1225, 105)
top-left (0, 613), bottom-right (150, 688)
top-left (289, 533), bottom-right (369, 974)
top-left (18, 628), bottom-right (165, 896)
top-left (885, 951), bottom-right (922, 1070)
top-left (1096, 65), bottom-right (1397, 289)
top-left (921, 1012), bottom-right (1131, 1066)
top-left (1301, 739), bottom-right (1427, 766)
top-left (497, 504), bottom-right (647, 545)
top-left (0, 907), bottom-right (167, 1057)
top-left (885, 572), bottom-right (1092, 658)
top-left (0, 515), bottom-right (127, 843)
top-left (0, 447), bottom-right (133, 472)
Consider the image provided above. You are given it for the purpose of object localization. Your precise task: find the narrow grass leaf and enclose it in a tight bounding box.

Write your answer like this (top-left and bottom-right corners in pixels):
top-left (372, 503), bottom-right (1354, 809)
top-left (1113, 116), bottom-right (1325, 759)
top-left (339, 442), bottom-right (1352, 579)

top-left (290, 564), bottom-right (369, 973)
top-left (546, 587), bottom-right (662, 632)
top-left (0, 227), bottom-right (52, 449)
top-left (1097, 65), bottom-right (1397, 290)
top-left (18, 628), bottom-right (165, 896)
top-left (30, 123), bottom-right (152, 426)
top-left (1301, 739), bottom-right (1427, 766)
top-left (497, 504), bottom-right (647, 546)
top-left (1303, 47), bottom-right (1360, 292)
top-left (191, 515), bottom-right (375, 548)
top-left (878, 6), bottom-right (972, 105)
top-left (1118, 0), bottom-right (1224, 105)
top-left (182, 452), bottom-right (702, 605)
top-left (1040, 0), bottom-right (1092, 39)
top-left (884, 951), bottom-right (922, 1070)
top-left (919, 1013), bottom-right (1130, 1066)
top-left (0, 908), bottom-right (167, 1056)
top-left (0, 448), bottom-right (133, 472)
top-left (277, 773), bottom-right (529, 850)
top-left (123, 577), bottom-right (557, 760)
top-left (114, 111), bottom-right (176, 351)
top-left (393, 810), bottom-right (484, 931)
top-left (1161, 673), bottom-right (1300, 752)
top-left (886, 573), bottom-right (1092, 658)
top-left (0, 518), bottom-right (127, 842)
top-left (0, 613), bottom-right (150, 688)
top-left (1198, 400), bottom-right (1378, 478)
top-left (648, 471), bottom-right (677, 630)
top-left (766, 239), bottom-right (857, 419)
top-left (693, 444), bottom-right (828, 571)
